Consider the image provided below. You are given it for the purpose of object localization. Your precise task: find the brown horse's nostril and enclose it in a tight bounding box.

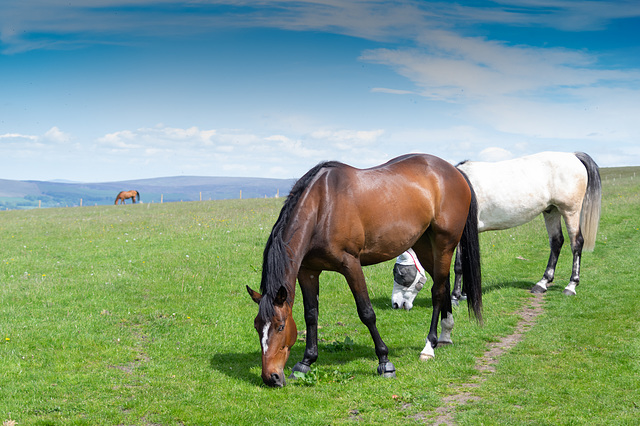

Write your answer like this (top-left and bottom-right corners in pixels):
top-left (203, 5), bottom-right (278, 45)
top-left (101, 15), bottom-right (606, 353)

top-left (267, 372), bottom-right (285, 387)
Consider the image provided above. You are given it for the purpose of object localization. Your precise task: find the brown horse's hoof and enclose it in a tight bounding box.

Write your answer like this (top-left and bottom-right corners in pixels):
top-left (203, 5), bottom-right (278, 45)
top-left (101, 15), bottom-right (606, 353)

top-left (289, 362), bottom-right (311, 379)
top-left (377, 361), bottom-right (396, 378)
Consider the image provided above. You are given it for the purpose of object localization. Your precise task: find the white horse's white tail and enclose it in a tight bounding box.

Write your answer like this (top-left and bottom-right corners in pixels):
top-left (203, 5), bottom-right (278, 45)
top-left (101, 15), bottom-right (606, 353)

top-left (575, 152), bottom-right (601, 252)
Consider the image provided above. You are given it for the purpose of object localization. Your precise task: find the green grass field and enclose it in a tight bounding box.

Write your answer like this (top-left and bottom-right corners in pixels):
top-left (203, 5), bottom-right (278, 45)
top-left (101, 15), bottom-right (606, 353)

top-left (1, 167), bottom-right (639, 425)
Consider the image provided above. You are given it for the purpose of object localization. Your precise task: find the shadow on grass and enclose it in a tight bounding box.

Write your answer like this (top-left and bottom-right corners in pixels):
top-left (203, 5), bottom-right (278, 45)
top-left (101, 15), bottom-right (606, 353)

top-left (210, 351), bottom-right (263, 385)
top-left (370, 280), bottom-right (535, 312)
top-left (210, 343), bottom-right (380, 386)
top-left (216, 281), bottom-right (548, 386)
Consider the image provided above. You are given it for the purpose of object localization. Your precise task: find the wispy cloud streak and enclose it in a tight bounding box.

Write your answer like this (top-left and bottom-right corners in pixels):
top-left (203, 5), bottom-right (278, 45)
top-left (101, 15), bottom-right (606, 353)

top-left (4, 1), bottom-right (640, 53)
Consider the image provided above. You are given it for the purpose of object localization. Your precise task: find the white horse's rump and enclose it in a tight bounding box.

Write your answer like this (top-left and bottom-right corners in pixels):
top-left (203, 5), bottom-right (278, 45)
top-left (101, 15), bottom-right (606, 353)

top-left (392, 151), bottom-right (601, 311)
top-left (458, 152), bottom-right (598, 242)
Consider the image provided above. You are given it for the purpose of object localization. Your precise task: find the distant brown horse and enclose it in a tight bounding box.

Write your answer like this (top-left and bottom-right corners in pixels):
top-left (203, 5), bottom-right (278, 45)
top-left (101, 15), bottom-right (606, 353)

top-left (246, 154), bottom-right (482, 387)
top-left (114, 190), bottom-right (140, 205)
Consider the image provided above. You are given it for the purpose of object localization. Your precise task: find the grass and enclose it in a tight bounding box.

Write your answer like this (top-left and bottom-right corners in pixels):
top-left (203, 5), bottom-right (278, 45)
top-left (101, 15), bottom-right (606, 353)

top-left (1, 168), bottom-right (639, 425)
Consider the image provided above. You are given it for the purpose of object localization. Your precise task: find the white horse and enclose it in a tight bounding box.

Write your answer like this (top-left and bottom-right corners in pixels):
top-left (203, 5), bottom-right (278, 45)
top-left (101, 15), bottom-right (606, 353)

top-left (391, 151), bottom-right (601, 311)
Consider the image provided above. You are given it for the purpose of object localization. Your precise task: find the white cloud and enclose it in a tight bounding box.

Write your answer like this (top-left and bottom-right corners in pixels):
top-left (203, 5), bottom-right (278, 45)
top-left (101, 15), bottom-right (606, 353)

top-left (43, 126), bottom-right (71, 143)
top-left (87, 124), bottom-right (393, 179)
top-left (361, 29), bottom-right (640, 102)
top-left (371, 87), bottom-right (415, 95)
top-left (478, 147), bottom-right (513, 162)
top-left (267, 134), bottom-right (324, 158)
top-left (0, 127), bottom-right (70, 149)
top-left (0, 132), bottom-right (38, 142)
top-left (97, 126), bottom-right (228, 153)
top-left (310, 129), bottom-right (384, 149)
top-left (359, 26), bottom-right (640, 167)
top-left (4, 1), bottom-right (640, 54)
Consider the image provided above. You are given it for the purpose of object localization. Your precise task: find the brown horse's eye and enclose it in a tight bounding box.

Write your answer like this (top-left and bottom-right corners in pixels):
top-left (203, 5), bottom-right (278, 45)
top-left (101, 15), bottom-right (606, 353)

top-left (277, 324), bottom-right (285, 332)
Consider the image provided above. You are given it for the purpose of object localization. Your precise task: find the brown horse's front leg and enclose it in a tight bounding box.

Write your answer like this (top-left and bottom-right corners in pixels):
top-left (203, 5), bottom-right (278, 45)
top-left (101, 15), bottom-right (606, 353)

top-left (290, 268), bottom-right (321, 378)
top-left (341, 255), bottom-right (396, 378)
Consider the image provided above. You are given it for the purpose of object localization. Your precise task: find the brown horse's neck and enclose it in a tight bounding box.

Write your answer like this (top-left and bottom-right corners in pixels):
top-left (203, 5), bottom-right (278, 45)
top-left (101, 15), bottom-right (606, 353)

top-left (282, 202), bottom-right (319, 296)
top-left (270, 189), bottom-right (320, 304)
top-left (259, 164), bottom-right (333, 321)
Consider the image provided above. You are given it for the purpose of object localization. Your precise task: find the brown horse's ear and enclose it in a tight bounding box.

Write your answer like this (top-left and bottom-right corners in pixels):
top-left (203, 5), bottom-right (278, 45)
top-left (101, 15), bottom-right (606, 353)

top-left (274, 285), bottom-right (288, 306)
top-left (247, 286), bottom-right (262, 304)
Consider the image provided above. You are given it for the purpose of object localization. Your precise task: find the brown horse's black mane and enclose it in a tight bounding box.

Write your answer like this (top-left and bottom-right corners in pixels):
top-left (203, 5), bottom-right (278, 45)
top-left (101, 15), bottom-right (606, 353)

top-left (258, 161), bottom-right (342, 321)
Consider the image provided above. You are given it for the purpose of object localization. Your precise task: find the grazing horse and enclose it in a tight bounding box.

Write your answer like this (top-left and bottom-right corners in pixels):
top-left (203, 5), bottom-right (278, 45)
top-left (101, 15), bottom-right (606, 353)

top-left (114, 190), bottom-right (140, 205)
top-left (246, 154), bottom-right (482, 387)
top-left (391, 151), bottom-right (601, 311)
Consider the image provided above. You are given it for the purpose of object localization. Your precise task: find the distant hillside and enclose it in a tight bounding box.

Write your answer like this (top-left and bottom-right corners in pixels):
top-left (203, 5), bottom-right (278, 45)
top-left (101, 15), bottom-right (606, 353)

top-left (0, 176), bottom-right (296, 210)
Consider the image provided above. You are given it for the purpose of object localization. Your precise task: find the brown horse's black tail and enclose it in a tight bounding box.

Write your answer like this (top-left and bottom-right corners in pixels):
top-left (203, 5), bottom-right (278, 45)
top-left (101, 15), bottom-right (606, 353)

top-left (458, 170), bottom-right (483, 323)
top-left (136, 191), bottom-right (141, 202)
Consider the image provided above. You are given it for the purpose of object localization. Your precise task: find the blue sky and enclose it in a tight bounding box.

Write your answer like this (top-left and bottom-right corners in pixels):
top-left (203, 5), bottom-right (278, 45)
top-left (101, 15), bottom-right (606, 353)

top-left (1, 1), bottom-right (639, 182)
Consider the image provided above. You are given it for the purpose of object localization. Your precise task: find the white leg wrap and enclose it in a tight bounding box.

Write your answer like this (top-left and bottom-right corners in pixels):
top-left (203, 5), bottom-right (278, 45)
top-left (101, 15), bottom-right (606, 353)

top-left (438, 312), bottom-right (454, 345)
top-left (419, 340), bottom-right (435, 361)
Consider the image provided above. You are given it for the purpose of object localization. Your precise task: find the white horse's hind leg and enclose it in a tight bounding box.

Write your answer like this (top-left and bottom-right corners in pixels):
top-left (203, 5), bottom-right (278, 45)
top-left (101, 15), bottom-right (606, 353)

top-left (531, 209), bottom-right (563, 294)
top-left (563, 210), bottom-right (584, 296)
top-left (438, 312), bottom-right (454, 345)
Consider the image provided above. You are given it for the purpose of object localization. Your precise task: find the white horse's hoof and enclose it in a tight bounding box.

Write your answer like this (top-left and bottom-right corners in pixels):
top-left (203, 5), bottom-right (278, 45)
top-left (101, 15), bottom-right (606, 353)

top-left (419, 353), bottom-right (434, 361)
top-left (530, 284), bottom-right (547, 294)
top-left (563, 283), bottom-right (577, 296)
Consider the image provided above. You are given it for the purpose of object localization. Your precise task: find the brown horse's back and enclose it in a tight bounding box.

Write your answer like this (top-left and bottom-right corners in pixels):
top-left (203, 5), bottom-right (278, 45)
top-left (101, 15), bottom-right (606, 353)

top-left (299, 154), bottom-right (471, 268)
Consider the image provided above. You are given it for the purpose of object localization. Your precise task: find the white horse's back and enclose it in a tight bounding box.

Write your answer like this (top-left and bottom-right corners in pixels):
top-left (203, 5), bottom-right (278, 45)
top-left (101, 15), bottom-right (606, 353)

top-left (391, 151), bottom-right (601, 304)
top-left (458, 152), bottom-right (588, 232)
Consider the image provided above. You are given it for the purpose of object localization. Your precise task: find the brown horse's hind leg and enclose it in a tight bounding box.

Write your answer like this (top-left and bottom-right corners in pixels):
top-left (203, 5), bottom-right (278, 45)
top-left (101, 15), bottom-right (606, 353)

top-left (415, 232), bottom-right (456, 360)
top-left (290, 268), bottom-right (321, 378)
top-left (341, 254), bottom-right (395, 378)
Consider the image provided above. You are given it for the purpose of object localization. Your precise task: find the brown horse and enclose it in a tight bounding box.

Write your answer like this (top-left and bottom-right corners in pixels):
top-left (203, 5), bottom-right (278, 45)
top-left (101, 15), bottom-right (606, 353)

top-left (114, 190), bottom-right (140, 205)
top-left (247, 154), bottom-right (482, 387)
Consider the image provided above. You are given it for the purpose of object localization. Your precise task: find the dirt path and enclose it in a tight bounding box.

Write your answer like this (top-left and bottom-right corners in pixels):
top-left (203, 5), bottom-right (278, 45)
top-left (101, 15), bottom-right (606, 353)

top-left (428, 293), bottom-right (545, 425)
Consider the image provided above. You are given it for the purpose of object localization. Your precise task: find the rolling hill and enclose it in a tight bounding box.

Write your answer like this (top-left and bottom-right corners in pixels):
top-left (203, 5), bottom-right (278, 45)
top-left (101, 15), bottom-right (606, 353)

top-left (0, 176), bottom-right (296, 210)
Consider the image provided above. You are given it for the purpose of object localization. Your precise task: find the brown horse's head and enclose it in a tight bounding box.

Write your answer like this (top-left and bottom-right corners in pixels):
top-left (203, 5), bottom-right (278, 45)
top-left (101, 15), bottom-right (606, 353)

top-left (247, 285), bottom-right (297, 387)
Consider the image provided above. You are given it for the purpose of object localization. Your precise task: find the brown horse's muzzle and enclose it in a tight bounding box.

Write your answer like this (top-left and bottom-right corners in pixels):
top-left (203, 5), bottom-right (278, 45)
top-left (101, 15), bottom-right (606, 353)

top-left (261, 331), bottom-right (294, 387)
top-left (262, 370), bottom-right (286, 387)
